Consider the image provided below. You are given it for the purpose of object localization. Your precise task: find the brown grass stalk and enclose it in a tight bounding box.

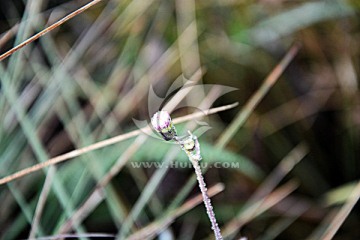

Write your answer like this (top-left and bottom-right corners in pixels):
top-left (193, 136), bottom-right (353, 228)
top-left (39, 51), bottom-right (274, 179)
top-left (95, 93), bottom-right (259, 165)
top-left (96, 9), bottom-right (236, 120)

top-left (0, 102), bottom-right (238, 186)
top-left (0, 0), bottom-right (105, 62)
top-left (126, 183), bottom-right (225, 240)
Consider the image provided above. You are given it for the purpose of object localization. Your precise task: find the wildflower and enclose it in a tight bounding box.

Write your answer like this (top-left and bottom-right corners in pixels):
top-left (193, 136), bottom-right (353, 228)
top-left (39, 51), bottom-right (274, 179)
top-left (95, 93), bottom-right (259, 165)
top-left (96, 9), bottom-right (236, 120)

top-left (151, 111), bottom-right (177, 141)
top-left (150, 111), bottom-right (223, 240)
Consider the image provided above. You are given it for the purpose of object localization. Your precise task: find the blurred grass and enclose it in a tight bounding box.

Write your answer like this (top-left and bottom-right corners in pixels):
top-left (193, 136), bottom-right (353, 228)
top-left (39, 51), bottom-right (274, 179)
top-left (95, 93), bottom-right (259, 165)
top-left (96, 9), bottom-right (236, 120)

top-left (0, 0), bottom-right (359, 239)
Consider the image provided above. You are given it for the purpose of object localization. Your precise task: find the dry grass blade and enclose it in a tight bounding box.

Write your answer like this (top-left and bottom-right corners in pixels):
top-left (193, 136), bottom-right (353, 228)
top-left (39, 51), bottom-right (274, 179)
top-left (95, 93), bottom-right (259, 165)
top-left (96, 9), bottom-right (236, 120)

top-left (28, 167), bottom-right (55, 239)
top-left (217, 143), bottom-right (308, 239)
top-left (57, 135), bottom-right (147, 234)
top-left (316, 181), bottom-right (360, 240)
top-left (0, 23), bottom-right (19, 49)
top-left (126, 183), bottom-right (225, 240)
top-left (0, 102), bottom-right (238, 186)
top-left (216, 43), bottom-right (301, 148)
top-left (213, 143), bottom-right (309, 240)
top-left (221, 180), bottom-right (300, 238)
top-left (247, 143), bottom-right (308, 203)
top-left (34, 233), bottom-right (115, 240)
top-left (0, 0), bottom-right (105, 62)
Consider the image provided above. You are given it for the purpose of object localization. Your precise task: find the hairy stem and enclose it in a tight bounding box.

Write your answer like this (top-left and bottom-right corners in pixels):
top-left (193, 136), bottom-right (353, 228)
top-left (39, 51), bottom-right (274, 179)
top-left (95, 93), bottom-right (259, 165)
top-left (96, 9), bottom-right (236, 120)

top-left (189, 156), bottom-right (223, 240)
top-left (151, 110), bottom-right (224, 239)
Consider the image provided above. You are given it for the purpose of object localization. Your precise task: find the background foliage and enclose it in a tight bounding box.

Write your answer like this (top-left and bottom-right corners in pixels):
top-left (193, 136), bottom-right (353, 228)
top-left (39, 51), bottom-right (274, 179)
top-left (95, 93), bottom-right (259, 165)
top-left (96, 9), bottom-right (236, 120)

top-left (0, 0), bottom-right (359, 239)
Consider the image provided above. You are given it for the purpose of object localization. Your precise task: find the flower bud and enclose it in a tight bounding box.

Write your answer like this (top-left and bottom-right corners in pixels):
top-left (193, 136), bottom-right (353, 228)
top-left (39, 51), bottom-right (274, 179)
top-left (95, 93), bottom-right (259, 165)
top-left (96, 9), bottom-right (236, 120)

top-left (151, 111), bottom-right (177, 141)
top-left (179, 132), bottom-right (202, 161)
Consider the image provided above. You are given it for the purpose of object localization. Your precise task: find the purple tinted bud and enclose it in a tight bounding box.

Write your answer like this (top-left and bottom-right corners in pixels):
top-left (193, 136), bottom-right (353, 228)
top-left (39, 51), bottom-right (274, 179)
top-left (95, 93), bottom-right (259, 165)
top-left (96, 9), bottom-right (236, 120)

top-left (151, 111), bottom-right (171, 131)
top-left (151, 111), bottom-right (177, 141)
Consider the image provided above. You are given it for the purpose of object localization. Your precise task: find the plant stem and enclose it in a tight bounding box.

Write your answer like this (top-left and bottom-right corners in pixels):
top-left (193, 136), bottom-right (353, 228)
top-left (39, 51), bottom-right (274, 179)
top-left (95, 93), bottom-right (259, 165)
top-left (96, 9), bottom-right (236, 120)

top-left (189, 156), bottom-right (223, 240)
top-left (152, 111), bottom-right (223, 239)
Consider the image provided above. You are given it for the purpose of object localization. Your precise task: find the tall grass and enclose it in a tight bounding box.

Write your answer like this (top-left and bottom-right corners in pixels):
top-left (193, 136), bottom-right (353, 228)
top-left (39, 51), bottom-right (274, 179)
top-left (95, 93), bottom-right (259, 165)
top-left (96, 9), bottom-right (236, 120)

top-left (0, 0), bottom-right (359, 239)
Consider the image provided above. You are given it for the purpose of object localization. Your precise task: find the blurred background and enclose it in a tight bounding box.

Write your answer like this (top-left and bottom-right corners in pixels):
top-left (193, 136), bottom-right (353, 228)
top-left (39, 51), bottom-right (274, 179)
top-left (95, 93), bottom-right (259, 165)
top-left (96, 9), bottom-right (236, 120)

top-left (0, 0), bottom-right (359, 239)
